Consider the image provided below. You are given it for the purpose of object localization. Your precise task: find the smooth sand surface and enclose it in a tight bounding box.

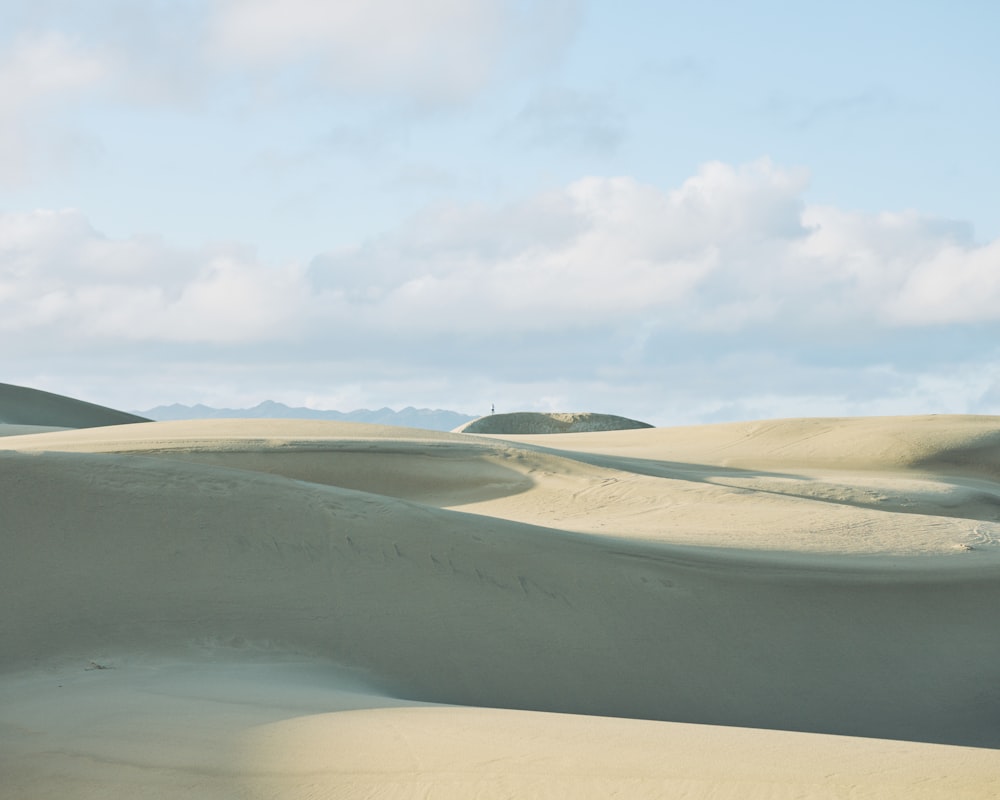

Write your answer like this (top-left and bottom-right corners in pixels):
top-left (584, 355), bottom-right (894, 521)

top-left (3, 398), bottom-right (1000, 797)
top-left (0, 382), bottom-right (148, 428)
top-left (4, 661), bottom-right (999, 800)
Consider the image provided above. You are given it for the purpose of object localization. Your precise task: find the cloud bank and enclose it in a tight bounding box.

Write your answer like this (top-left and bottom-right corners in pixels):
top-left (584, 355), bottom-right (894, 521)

top-left (5, 159), bottom-right (999, 419)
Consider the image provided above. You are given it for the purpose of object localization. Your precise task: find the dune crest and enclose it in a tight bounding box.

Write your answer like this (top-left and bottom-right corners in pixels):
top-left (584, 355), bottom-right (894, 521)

top-left (454, 410), bottom-right (653, 434)
top-left (0, 382), bottom-right (148, 429)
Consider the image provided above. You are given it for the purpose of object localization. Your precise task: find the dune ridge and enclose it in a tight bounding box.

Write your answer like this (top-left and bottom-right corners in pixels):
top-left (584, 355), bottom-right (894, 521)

top-left (10, 416), bottom-right (1000, 555)
top-left (2, 401), bottom-right (1000, 797)
top-left (455, 410), bottom-right (653, 434)
top-left (0, 382), bottom-right (149, 428)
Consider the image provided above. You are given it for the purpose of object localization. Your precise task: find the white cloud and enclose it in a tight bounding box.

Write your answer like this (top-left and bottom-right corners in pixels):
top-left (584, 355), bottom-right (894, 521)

top-left (5, 159), bottom-right (1000, 419)
top-left (8, 160), bottom-right (1000, 353)
top-left (0, 32), bottom-right (106, 105)
top-left (207, 0), bottom-right (582, 103)
top-left (0, 32), bottom-right (109, 183)
top-left (307, 159), bottom-right (812, 333)
top-left (886, 239), bottom-right (1000, 325)
top-left (781, 206), bottom-right (998, 329)
top-left (0, 210), bottom-right (305, 346)
top-left (227, 155), bottom-right (1000, 343)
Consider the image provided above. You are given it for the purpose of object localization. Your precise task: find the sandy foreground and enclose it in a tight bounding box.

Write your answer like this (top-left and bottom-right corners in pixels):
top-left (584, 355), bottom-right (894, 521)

top-left (2, 391), bottom-right (1000, 797)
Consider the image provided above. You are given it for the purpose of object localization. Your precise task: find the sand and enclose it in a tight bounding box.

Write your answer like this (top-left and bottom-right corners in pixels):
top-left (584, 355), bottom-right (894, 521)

top-left (2, 384), bottom-right (999, 798)
top-left (0, 382), bottom-right (149, 429)
top-left (454, 410), bottom-right (653, 434)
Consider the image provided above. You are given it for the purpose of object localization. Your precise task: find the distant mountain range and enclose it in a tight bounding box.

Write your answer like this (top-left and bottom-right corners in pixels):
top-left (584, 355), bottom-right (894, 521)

top-left (137, 400), bottom-right (477, 432)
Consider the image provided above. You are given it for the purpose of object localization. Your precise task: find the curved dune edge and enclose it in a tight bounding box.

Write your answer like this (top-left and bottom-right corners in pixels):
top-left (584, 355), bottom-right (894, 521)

top-left (3, 446), bottom-right (1000, 735)
top-left (2, 661), bottom-right (997, 799)
top-left (0, 382), bottom-right (148, 428)
top-left (454, 410), bottom-right (653, 434)
top-left (0, 423), bottom-right (68, 437)
top-left (4, 413), bottom-right (1000, 797)
top-left (242, 705), bottom-right (1000, 800)
top-left (500, 413), bottom-right (1000, 480)
top-left (7, 416), bottom-right (1000, 555)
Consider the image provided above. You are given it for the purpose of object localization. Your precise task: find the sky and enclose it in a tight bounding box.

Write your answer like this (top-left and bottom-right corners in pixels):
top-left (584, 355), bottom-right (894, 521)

top-left (3, 0), bottom-right (999, 425)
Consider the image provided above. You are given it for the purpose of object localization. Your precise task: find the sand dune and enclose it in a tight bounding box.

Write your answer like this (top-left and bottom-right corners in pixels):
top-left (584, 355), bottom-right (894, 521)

top-left (0, 382), bottom-right (148, 428)
top-left (0, 424), bottom-right (67, 437)
top-left (10, 416), bottom-right (1000, 554)
top-left (2, 407), bottom-right (1000, 797)
top-left (455, 410), bottom-right (653, 434)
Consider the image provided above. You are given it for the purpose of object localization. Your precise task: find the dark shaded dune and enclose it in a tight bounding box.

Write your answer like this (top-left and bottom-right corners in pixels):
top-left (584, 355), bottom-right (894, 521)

top-left (911, 428), bottom-right (1000, 482)
top-left (4, 449), bottom-right (1000, 748)
top-left (0, 382), bottom-right (149, 428)
top-left (716, 415), bottom-right (1000, 483)
top-left (0, 424), bottom-right (68, 437)
top-left (455, 411), bottom-right (653, 435)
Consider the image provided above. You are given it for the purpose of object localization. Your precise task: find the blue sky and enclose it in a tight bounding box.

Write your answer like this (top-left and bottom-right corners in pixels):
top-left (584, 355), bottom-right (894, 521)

top-left (3, 0), bottom-right (999, 424)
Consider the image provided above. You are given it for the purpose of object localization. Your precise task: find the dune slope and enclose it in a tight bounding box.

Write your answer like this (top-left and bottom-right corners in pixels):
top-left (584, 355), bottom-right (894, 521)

top-left (455, 410), bottom-right (653, 434)
top-left (3, 413), bottom-right (1000, 797)
top-left (0, 382), bottom-right (148, 428)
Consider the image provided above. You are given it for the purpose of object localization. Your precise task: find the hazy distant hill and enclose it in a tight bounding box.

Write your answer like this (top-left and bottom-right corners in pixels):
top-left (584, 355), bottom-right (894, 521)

top-left (138, 400), bottom-right (476, 432)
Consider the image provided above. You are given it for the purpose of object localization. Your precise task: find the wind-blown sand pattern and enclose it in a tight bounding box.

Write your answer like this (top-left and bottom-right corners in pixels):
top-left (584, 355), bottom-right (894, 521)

top-left (2, 386), bottom-right (1000, 797)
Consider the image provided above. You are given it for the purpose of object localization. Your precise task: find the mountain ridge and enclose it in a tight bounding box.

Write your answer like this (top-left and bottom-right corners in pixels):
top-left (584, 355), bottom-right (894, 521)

top-left (137, 401), bottom-right (476, 432)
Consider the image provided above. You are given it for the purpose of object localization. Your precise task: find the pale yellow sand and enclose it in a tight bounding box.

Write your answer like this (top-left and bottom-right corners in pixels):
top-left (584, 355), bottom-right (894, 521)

top-left (3, 660), bottom-right (998, 799)
top-left (10, 416), bottom-right (1000, 554)
top-left (3, 392), bottom-right (1000, 798)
